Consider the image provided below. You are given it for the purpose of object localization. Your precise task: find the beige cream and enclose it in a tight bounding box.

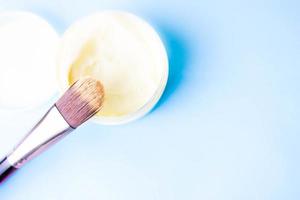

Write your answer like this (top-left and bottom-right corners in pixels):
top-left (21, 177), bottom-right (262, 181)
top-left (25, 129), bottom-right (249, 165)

top-left (58, 11), bottom-right (168, 124)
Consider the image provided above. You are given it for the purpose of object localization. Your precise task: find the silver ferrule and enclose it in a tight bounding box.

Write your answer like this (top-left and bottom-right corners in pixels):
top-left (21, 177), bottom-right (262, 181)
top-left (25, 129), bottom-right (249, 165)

top-left (6, 106), bottom-right (73, 168)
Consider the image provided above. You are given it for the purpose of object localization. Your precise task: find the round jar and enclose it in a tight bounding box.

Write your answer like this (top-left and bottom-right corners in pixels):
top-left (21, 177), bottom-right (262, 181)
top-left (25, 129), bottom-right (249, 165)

top-left (57, 11), bottom-right (168, 125)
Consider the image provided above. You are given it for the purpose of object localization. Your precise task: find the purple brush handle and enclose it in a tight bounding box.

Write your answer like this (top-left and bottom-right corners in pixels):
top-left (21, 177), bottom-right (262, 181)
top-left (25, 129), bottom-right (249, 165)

top-left (0, 106), bottom-right (72, 184)
top-left (0, 157), bottom-right (17, 183)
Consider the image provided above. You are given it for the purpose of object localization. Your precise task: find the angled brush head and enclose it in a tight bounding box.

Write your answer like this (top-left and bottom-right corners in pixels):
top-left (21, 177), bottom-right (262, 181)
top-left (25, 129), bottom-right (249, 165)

top-left (55, 78), bottom-right (104, 128)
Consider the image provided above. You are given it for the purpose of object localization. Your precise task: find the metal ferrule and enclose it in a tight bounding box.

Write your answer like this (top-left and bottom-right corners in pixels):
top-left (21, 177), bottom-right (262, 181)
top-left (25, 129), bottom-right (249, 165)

top-left (6, 106), bottom-right (73, 169)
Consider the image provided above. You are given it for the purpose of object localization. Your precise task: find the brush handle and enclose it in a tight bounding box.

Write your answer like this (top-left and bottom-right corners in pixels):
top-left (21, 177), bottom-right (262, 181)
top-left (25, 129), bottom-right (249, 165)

top-left (0, 157), bottom-right (17, 183)
top-left (0, 106), bottom-right (73, 183)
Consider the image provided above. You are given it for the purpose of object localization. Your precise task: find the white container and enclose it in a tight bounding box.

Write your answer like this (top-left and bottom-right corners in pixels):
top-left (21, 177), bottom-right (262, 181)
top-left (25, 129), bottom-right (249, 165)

top-left (0, 11), bottom-right (168, 125)
top-left (57, 11), bottom-right (168, 125)
top-left (0, 11), bottom-right (59, 109)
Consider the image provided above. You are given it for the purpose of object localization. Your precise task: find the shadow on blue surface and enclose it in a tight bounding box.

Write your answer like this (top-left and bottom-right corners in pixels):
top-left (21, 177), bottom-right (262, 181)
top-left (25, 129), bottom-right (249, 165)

top-left (151, 22), bottom-right (192, 110)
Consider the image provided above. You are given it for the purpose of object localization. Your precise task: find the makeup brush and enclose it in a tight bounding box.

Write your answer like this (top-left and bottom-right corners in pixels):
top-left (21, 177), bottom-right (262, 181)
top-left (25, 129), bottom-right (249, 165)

top-left (0, 78), bottom-right (104, 183)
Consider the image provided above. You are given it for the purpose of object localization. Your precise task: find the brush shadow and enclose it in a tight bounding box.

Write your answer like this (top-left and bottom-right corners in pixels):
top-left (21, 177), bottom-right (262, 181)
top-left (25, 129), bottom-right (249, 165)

top-left (151, 22), bottom-right (192, 110)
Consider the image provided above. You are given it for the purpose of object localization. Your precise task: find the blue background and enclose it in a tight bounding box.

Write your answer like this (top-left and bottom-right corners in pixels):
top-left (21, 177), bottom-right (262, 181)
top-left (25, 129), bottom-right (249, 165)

top-left (0, 0), bottom-right (299, 199)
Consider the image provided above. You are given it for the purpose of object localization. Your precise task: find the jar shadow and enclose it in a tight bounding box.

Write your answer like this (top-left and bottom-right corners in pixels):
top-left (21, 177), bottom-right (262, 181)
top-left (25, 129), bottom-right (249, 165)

top-left (152, 22), bottom-right (192, 111)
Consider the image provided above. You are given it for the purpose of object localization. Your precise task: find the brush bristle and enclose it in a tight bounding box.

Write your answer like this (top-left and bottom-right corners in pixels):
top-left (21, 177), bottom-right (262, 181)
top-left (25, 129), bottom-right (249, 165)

top-left (55, 78), bottom-right (104, 128)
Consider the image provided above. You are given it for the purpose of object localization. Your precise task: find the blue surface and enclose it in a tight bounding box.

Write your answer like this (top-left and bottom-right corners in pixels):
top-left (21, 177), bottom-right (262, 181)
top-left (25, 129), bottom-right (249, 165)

top-left (0, 0), bottom-right (299, 199)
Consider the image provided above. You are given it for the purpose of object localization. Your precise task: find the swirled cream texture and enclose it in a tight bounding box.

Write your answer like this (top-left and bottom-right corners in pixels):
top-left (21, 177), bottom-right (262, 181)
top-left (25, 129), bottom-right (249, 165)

top-left (59, 12), bottom-right (168, 117)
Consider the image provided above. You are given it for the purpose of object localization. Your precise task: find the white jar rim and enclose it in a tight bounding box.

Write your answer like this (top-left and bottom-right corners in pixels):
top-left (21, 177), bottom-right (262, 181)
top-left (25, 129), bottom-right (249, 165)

top-left (57, 11), bottom-right (169, 125)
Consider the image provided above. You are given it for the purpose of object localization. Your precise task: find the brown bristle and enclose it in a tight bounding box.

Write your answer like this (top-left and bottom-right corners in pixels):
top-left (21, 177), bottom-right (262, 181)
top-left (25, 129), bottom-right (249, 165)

top-left (55, 78), bottom-right (104, 128)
